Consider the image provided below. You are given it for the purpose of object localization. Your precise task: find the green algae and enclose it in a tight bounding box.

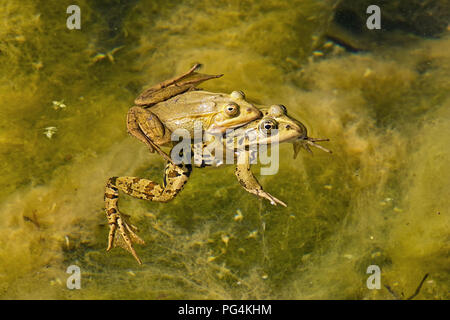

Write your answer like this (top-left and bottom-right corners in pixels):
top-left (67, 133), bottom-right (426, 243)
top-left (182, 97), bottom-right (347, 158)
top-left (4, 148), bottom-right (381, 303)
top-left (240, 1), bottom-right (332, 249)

top-left (0, 0), bottom-right (449, 299)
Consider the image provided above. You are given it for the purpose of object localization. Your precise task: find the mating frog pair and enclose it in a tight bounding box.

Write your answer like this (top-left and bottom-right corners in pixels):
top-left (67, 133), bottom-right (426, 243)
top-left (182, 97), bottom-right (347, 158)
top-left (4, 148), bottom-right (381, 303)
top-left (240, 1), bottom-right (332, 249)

top-left (104, 64), bottom-right (330, 264)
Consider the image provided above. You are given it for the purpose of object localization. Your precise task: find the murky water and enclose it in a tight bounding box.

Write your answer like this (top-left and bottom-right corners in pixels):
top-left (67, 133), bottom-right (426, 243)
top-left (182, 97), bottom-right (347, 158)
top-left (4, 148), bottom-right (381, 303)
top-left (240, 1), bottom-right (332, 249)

top-left (0, 0), bottom-right (448, 299)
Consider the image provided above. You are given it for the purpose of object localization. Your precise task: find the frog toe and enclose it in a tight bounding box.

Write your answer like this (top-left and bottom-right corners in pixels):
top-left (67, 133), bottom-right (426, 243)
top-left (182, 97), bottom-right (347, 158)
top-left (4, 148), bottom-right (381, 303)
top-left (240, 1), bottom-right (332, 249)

top-left (260, 191), bottom-right (287, 207)
top-left (107, 217), bottom-right (145, 264)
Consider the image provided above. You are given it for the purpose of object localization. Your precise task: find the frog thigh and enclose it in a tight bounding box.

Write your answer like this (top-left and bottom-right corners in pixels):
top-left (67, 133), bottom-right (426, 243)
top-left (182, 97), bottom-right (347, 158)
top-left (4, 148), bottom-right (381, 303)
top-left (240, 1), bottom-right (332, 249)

top-left (127, 107), bottom-right (175, 163)
top-left (234, 152), bottom-right (287, 207)
top-left (127, 107), bottom-right (171, 145)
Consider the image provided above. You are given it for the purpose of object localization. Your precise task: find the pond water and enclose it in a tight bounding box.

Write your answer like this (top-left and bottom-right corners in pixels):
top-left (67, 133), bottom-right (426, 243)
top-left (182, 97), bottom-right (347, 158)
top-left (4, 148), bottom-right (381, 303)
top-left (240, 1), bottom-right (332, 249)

top-left (0, 0), bottom-right (448, 299)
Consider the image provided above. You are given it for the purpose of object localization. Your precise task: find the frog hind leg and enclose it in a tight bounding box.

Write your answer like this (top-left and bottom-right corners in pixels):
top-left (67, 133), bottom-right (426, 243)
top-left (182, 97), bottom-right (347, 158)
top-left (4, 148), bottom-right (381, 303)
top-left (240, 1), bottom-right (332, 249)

top-left (105, 177), bottom-right (145, 264)
top-left (127, 106), bottom-right (175, 164)
top-left (134, 63), bottom-right (223, 107)
top-left (104, 162), bottom-right (192, 264)
top-left (234, 151), bottom-right (287, 207)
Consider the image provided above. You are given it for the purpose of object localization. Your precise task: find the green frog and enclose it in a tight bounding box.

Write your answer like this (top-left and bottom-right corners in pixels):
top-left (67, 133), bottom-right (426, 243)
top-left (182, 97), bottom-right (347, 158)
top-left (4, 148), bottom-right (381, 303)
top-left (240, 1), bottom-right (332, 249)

top-left (127, 64), bottom-right (262, 163)
top-left (104, 102), bottom-right (330, 264)
top-left (202, 104), bottom-right (331, 206)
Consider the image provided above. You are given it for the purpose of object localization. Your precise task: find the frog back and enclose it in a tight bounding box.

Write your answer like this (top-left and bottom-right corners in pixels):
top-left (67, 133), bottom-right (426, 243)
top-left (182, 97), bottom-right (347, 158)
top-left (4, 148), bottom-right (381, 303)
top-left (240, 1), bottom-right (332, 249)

top-left (149, 91), bottom-right (232, 133)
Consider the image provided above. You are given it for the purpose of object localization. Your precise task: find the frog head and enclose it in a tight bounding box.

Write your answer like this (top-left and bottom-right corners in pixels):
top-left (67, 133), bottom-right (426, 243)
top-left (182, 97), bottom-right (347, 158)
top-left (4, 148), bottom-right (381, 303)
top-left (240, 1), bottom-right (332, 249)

top-left (207, 90), bottom-right (262, 134)
top-left (228, 104), bottom-right (331, 157)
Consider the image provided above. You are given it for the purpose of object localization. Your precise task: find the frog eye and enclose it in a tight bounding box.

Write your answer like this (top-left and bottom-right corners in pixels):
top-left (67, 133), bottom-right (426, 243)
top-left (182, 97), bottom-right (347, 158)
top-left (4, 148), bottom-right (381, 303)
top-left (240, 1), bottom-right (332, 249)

top-left (231, 90), bottom-right (245, 100)
top-left (224, 102), bottom-right (239, 116)
top-left (268, 104), bottom-right (287, 117)
top-left (259, 119), bottom-right (278, 135)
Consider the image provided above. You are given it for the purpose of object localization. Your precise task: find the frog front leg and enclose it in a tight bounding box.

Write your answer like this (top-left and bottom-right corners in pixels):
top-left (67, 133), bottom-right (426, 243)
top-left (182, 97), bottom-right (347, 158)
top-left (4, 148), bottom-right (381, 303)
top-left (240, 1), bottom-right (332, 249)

top-left (104, 162), bottom-right (192, 264)
top-left (127, 106), bottom-right (174, 163)
top-left (234, 151), bottom-right (287, 207)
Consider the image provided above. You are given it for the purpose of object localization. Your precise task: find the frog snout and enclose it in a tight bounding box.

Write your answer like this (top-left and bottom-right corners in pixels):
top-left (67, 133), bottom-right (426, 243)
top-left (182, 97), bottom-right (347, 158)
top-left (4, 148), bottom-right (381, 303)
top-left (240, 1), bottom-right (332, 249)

top-left (284, 122), bottom-right (307, 141)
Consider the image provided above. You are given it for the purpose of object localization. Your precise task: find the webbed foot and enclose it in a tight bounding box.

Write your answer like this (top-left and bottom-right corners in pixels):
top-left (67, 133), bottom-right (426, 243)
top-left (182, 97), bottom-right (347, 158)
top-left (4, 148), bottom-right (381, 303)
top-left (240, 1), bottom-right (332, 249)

top-left (107, 213), bottom-right (145, 264)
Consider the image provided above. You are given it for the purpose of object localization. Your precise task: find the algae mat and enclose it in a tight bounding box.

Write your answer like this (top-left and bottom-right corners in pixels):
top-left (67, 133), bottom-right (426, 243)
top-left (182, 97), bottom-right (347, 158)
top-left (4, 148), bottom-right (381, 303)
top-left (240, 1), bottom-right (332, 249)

top-left (0, 0), bottom-right (448, 299)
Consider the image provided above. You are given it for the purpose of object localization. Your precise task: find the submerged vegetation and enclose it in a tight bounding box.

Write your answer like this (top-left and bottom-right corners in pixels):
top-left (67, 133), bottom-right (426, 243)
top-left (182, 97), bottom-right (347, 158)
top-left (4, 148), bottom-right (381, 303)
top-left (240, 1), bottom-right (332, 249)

top-left (0, 0), bottom-right (448, 299)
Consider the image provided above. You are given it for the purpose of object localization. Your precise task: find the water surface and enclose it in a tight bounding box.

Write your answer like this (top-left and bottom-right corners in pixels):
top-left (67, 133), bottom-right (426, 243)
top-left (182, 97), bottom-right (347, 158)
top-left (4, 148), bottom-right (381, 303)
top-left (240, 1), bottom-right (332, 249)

top-left (0, 0), bottom-right (448, 299)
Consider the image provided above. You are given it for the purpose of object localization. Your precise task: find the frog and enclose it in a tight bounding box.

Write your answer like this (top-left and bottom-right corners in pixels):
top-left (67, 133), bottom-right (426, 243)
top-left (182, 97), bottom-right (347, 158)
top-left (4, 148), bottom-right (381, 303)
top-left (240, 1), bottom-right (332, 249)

top-left (104, 104), bottom-right (331, 264)
top-left (202, 104), bottom-right (331, 206)
top-left (127, 64), bottom-right (262, 163)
